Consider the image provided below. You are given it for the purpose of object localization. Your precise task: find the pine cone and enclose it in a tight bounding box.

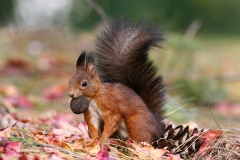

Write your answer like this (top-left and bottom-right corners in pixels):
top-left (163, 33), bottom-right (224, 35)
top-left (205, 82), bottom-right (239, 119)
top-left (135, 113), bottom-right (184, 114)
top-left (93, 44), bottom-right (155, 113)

top-left (152, 124), bottom-right (204, 159)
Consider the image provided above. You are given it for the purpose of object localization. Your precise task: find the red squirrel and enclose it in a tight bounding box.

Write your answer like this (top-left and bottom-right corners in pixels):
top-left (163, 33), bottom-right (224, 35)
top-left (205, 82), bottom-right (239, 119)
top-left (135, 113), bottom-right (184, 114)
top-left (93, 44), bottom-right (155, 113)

top-left (69, 17), bottom-right (165, 143)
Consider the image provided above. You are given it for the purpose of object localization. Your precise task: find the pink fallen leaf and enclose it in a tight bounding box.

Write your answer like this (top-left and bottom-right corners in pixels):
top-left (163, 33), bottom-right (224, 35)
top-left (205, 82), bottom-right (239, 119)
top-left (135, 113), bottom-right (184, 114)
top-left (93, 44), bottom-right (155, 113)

top-left (43, 85), bottom-right (67, 101)
top-left (5, 95), bottom-right (33, 109)
top-left (56, 117), bottom-right (89, 139)
top-left (200, 130), bottom-right (222, 143)
top-left (150, 148), bottom-right (169, 159)
top-left (130, 142), bottom-right (152, 154)
top-left (52, 128), bottom-right (76, 138)
top-left (33, 155), bottom-right (40, 160)
top-left (77, 122), bottom-right (90, 139)
top-left (0, 137), bottom-right (22, 158)
top-left (96, 146), bottom-right (115, 160)
top-left (31, 128), bottom-right (79, 147)
top-left (199, 130), bottom-right (222, 155)
top-left (5, 142), bottom-right (21, 153)
top-left (19, 154), bottom-right (28, 160)
top-left (31, 130), bottom-right (66, 147)
top-left (57, 117), bottom-right (85, 134)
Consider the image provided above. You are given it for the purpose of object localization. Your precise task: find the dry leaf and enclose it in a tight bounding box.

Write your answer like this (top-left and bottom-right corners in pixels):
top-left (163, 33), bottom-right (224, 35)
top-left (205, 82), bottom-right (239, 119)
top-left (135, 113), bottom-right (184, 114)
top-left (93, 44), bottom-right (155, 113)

top-left (73, 137), bottom-right (86, 151)
top-left (61, 142), bottom-right (72, 150)
top-left (199, 130), bottom-right (222, 155)
top-left (86, 138), bottom-right (100, 155)
top-left (128, 141), bottom-right (169, 158)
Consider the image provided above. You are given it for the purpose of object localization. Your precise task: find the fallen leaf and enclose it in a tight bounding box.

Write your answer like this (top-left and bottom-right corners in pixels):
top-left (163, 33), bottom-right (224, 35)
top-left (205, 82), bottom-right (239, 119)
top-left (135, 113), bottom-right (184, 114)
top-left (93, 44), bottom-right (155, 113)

top-left (0, 137), bottom-right (22, 158)
top-left (57, 117), bottom-right (80, 133)
top-left (33, 155), bottom-right (40, 160)
top-left (96, 146), bottom-right (115, 160)
top-left (61, 142), bottom-right (72, 150)
top-left (86, 138), bottom-right (100, 155)
top-left (128, 141), bottom-right (169, 158)
top-left (151, 148), bottom-right (169, 159)
top-left (52, 128), bottom-right (77, 138)
top-left (73, 137), bottom-right (86, 151)
top-left (43, 85), bottom-right (67, 101)
top-left (77, 122), bottom-right (90, 139)
top-left (76, 138), bottom-right (100, 155)
top-left (200, 130), bottom-right (222, 143)
top-left (5, 95), bottom-right (33, 109)
top-left (199, 130), bottom-right (222, 155)
top-left (19, 154), bottom-right (28, 160)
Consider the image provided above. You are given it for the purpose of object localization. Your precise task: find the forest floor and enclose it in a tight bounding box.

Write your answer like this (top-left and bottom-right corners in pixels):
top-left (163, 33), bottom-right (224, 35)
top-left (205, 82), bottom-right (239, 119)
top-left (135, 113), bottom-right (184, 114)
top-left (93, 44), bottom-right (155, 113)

top-left (0, 27), bottom-right (240, 159)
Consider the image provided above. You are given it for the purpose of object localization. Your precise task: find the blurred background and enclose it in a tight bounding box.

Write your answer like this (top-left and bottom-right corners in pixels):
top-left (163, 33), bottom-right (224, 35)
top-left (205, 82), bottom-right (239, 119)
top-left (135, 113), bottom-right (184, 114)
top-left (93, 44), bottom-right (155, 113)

top-left (0, 0), bottom-right (240, 129)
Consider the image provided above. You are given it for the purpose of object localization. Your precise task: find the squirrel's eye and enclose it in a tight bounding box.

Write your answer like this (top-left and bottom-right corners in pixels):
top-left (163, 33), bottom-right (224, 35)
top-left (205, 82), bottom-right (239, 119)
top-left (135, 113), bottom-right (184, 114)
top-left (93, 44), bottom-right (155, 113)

top-left (82, 81), bottom-right (87, 87)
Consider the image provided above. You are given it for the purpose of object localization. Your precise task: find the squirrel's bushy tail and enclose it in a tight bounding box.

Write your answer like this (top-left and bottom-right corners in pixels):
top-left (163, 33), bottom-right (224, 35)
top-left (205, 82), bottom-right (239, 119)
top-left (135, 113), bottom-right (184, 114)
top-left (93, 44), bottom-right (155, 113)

top-left (95, 17), bottom-right (165, 133)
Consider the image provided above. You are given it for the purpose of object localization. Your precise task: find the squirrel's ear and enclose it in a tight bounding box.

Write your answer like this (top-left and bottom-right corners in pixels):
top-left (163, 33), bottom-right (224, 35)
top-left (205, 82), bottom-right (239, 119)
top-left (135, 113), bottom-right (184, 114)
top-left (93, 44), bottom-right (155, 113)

top-left (87, 63), bottom-right (96, 79)
top-left (76, 51), bottom-right (86, 70)
top-left (85, 52), bottom-right (96, 78)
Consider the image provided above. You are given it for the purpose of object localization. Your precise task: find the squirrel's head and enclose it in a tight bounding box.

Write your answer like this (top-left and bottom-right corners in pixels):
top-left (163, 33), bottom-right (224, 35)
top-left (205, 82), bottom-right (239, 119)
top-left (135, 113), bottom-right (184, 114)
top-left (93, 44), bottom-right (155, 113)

top-left (68, 51), bottom-right (100, 99)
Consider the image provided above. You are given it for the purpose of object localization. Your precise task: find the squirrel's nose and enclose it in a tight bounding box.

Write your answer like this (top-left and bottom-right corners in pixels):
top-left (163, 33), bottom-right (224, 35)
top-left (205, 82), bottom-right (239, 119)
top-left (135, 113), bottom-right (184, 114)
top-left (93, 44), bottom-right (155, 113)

top-left (68, 91), bottom-right (74, 98)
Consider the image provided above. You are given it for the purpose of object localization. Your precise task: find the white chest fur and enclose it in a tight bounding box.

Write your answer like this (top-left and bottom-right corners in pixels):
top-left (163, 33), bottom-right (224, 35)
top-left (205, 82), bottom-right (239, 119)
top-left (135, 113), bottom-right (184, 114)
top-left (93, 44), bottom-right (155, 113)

top-left (88, 100), bottom-right (103, 129)
top-left (88, 100), bottom-right (128, 139)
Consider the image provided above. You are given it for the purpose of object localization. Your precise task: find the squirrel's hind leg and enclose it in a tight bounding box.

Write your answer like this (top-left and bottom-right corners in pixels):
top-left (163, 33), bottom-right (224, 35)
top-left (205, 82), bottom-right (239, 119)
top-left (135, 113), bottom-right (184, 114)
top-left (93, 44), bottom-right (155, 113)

top-left (125, 113), bottom-right (160, 143)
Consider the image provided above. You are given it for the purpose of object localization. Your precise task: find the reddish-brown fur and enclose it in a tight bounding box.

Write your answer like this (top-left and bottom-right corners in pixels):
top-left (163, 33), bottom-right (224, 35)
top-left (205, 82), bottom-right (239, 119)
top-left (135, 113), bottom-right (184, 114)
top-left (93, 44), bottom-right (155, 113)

top-left (84, 109), bottom-right (100, 138)
top-left (69, 61), bottom-right (160, 143)
top-left (69, 17), bottom-right (165, 143)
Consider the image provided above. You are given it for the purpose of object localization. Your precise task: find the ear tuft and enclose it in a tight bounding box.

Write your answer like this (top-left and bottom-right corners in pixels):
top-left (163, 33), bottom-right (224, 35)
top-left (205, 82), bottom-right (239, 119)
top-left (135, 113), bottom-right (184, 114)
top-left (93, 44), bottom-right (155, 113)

top-left (86, 52), bottom-right (95, 64)
top-left (87, 63), bottom-right (96, 79)
top-left (85, 52), bottom-right (96, 79)
top-left (76, 51), bottom-right (86, 69)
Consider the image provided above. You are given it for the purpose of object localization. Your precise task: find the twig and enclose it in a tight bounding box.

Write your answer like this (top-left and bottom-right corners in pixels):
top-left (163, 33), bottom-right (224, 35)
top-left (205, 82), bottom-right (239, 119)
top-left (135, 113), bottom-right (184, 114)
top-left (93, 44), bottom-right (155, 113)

top-left (165, 103), bottom-right (187, 116)
top-left (85, 0), bottom-right (109, 25)
top-left (184, 19), bottom-right (202, 41)
top-left (208, 107), bottom-right (222, 131)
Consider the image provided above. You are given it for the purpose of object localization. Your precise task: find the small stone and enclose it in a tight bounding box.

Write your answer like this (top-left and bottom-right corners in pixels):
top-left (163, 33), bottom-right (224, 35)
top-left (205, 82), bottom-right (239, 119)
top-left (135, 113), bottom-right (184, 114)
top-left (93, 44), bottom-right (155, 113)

top-left (70, 96), bottom-right (89, 114)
